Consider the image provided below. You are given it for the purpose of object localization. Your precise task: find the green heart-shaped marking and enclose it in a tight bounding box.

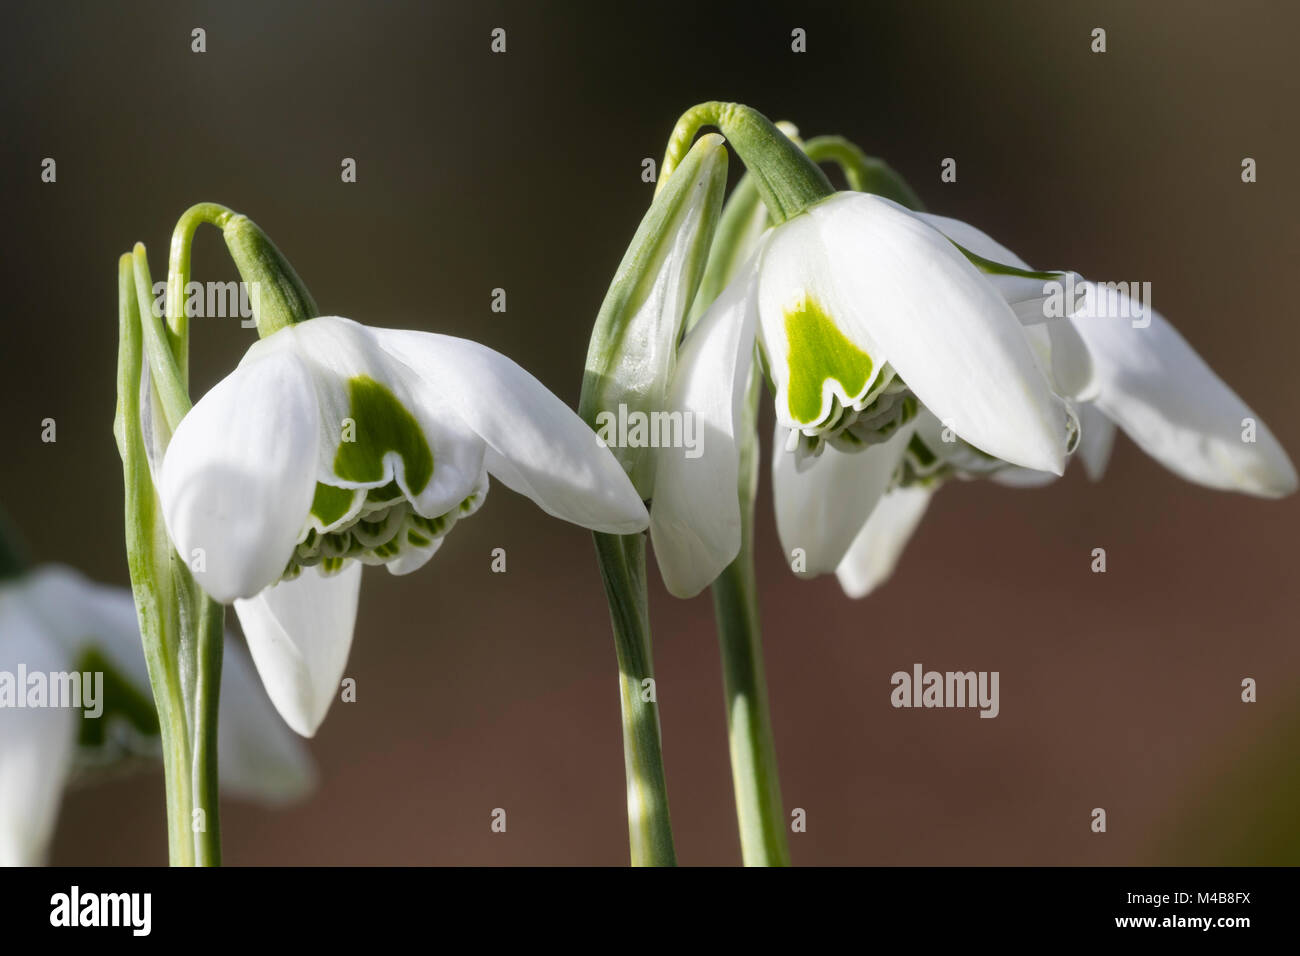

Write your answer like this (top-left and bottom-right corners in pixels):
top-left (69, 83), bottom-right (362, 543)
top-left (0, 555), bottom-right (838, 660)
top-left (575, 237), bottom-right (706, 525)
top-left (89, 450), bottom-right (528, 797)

top-left (784, 297), bottom-right (874, 425)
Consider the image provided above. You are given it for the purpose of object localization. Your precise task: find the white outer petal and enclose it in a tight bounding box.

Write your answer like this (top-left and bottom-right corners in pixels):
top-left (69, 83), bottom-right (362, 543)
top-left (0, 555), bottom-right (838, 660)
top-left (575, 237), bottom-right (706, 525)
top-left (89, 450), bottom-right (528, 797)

top-left (1044, 312), bottom-right (1096, 400)
top-left (217, 640), bottom-right (317, 802)
top-left (373, 329), bottom-right (648, 533)
top-left (916, 212), bottom-right (1093, 400)
top-left (912, 213), bottom-right (1028, 269)
top-left (793, 194), bottom-right (1068, 472)
top-left (1076, 402), bottom-right (1117, 482)
top-left (160, 350), bottom-right (320, 602)
top-left (772, 421), bottom-right (914, 578)
top-left (233, 562), bottom-right (362, 737)
top-left (989, 465), bottom-right (1060, 488)
top-left (649, 261), bottom-right (759, 598)
top-left (914, 211), bottom-right (1292, 491)
top-left (1070, 288), bottom-right (1297, 497)
top-left (835, 485), bottom-right (933, 599)
top-left (0, 583), bottom-right (76, 866)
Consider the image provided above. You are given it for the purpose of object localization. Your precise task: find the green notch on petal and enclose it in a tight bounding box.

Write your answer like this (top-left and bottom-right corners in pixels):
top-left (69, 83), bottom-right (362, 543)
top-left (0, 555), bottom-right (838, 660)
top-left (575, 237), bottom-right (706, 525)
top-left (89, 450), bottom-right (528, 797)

top-left (784, 297), bottom-right (874, 425)
top-left (310, 482), bottom-right (356, 526)
top-left (333, 375), bottom-right (434, 495)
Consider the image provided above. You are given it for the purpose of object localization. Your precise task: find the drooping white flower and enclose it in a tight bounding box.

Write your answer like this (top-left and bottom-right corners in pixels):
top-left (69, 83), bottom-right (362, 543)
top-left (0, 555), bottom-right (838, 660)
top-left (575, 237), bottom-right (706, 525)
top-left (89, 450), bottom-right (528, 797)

top-left (0, 565), bottom-right (313, 866)
top-left (648, 191), bottom-right (1075, 597)
top-left (158, 315), bottom-right (648, 735)
top-left (916, 210), bottom-right (1295, 495)
top-left (823, 213), bottom-right (1297, 598)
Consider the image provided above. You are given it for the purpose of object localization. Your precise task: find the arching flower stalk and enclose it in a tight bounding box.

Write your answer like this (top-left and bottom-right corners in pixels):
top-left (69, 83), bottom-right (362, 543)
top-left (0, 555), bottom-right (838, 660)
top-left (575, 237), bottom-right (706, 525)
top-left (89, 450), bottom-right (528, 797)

top-left (117, 201), bottom-right (353, 864)
top-left (117, 201), bottom-right (330, 863)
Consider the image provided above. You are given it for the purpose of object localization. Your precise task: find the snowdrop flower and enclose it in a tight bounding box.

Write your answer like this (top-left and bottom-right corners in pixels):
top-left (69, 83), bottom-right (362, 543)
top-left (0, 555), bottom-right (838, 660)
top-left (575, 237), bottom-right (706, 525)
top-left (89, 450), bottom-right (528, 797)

top-left (822, 213), bottom-right (1297, 598)
top-left (0, 564), bottom-right (312, 866)
top-left (584, 104), bottom-right (1079, 863)
top-left (648, 189), bottom-right (1078, 597)
top-left (159, 315), bottom-right (648, 735)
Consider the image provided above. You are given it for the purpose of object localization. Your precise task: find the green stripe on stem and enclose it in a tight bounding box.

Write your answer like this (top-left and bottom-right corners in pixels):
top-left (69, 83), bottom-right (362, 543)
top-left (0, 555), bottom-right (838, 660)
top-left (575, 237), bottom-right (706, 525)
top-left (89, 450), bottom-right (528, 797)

top-left (593, 531), bottom-right (677, 866)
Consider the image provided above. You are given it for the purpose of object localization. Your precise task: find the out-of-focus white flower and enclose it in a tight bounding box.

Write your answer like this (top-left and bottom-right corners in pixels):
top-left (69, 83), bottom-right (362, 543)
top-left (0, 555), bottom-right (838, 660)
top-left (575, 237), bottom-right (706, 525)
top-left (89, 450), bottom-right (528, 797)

top-left (0, 564), bottom-right (313, 866)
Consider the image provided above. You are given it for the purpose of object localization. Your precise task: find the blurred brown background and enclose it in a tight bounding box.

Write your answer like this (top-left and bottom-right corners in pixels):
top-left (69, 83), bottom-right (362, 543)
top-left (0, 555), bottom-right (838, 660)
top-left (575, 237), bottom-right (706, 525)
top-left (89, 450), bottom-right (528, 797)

top-left (1, 0), bottom-right (1297, 864)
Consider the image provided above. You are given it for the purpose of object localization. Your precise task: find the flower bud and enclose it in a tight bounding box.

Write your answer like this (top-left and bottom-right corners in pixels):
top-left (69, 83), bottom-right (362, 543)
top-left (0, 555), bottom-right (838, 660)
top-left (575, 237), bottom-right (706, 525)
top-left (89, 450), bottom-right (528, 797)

top-left (580, 133), bottom-right (729, 496)
top-left (222, 214), bottom-right (319, 337)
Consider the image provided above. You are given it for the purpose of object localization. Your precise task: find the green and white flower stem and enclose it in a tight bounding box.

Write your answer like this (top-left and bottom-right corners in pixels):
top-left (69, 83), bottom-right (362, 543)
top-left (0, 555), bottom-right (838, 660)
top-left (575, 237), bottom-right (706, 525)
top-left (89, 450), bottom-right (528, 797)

top-left (114, 204), bottom-right (314, 865)
top-left (591, 531), bottom-right (676, 866)
top-left (581, 139), bottom-right (735, 867)
top-left (116, 248), bottom-right (218, 865)
top-left (709, 364), bottom-right (792, 866)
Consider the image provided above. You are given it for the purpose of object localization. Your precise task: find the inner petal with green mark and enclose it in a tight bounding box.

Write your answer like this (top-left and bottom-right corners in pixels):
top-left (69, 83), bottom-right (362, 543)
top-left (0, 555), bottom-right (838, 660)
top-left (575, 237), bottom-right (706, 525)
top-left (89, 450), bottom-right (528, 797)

top-left (333, 375), bottom-right (434, 495)
top-left (288, 477), bottom-right (488, 580)
top-left (283, 374), bottom-right (486, 580)
top-left (310, 482), bottom-right (356, 528)
top-left (784, 295), bottom-right (877, 428)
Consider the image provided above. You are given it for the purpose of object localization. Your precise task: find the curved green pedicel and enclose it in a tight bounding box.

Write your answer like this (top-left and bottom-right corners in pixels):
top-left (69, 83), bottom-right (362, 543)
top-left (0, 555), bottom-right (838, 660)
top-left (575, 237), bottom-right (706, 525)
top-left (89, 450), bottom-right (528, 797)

top-left (784, 298), bottom-right (874, 425)
top-left (333, 375), bottom-right (433, 495)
